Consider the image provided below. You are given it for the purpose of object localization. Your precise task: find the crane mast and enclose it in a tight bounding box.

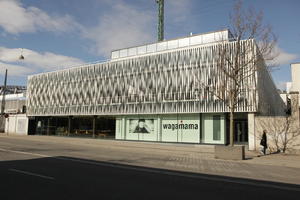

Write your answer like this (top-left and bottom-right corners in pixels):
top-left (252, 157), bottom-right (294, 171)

top-left (156, 0), bottom-right (164, 41)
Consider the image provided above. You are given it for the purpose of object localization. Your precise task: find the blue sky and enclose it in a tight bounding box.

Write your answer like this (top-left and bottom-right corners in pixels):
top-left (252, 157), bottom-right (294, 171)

top-left (0, 0), bottom-right (299, 89)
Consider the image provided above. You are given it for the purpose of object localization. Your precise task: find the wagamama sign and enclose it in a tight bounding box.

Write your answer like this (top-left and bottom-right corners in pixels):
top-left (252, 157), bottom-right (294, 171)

top-left (162, 121), bottom-right (199, 131)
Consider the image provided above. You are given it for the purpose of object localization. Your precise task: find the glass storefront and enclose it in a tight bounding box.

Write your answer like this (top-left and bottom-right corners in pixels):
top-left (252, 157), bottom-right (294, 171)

top-left (31, 116), bottom-right (116, 139)
top-left (116, 113), bottom-right (226, 144)
top-left (29, 113), bottom-right (248, 145)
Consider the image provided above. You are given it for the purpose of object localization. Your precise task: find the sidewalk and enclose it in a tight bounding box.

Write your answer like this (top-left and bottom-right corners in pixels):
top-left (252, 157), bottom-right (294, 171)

top-left (1, 134), bottom-right (300, 185)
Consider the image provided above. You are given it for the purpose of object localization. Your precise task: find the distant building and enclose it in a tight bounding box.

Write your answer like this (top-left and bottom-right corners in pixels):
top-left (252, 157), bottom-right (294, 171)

top-left (285, 63), bottom-right (300, 102)
top-left (0, 85), bottom-right (26, 115)
top-left (286, 82), bottom-right (292, 94)
top-left (0, 85), bottom-right (26, 95)
top-left (280, 63), bottom-right (300, 106)
top-left (0, 85), bottom-right (27, 134)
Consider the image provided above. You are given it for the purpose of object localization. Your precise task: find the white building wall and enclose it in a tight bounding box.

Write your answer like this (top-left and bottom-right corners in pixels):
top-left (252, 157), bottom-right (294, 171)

top-left (248, 113), bottom-right (255, 150)
top-left (5, 114), bottom-right (28, 135)
top-left (291, 63), bottom-right (300, 92)
top-left (291, 63), bottom-right (300, 104)
top-left (286, 82), bottom-right (292, 93)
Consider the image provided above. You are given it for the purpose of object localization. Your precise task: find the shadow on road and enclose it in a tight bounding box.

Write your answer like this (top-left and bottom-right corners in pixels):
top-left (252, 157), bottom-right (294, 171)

top-left (0, 156), bottom-right (299, 199)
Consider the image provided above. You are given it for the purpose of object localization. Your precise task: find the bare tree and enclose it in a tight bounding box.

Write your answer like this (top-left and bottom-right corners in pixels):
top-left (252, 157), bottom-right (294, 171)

top-left (258, 116), bottom-right (300, 153)
top-left (199, 0), bottom-right (277, 146)
top-left (280, 116), bottom-right (300, 153)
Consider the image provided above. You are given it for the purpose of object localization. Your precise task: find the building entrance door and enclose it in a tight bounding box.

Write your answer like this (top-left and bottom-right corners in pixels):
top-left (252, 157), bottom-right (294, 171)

top-left (234, 120), bottom-right (248, 143)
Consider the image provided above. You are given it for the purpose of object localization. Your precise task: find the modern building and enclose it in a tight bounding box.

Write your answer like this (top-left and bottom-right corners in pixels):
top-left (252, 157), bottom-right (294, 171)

top-left (26, 30), bottom-right (285, 148)
top-left (0, 85), bottom-right (26, 95)
top-left (280, 63), bottom-right (300, 107)
top-left (0, 86), bottom-right (27, 133)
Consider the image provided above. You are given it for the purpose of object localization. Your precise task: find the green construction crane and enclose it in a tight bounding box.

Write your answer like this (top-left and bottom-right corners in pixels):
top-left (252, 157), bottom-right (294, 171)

top-left (156, 0), bottom-right (164, 42)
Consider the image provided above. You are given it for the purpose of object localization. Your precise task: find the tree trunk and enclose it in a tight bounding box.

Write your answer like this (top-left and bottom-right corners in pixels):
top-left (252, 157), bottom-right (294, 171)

top-left (283, 133), bottom-right (287, 153)
top-left (229, 111), bottom-right (234, 146)
top-left (283, 116), bottom-right (288, 153)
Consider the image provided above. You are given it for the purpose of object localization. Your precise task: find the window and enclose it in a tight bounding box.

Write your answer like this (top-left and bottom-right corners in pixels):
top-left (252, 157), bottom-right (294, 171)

top-left (22, 105), bottom-right (26, 113)
top-left (213, 115), bottom-right (221, 140)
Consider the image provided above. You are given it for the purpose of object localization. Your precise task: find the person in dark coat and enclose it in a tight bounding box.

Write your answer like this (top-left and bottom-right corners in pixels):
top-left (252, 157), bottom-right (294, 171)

top-left (260, 130), bottom-right (268, 155)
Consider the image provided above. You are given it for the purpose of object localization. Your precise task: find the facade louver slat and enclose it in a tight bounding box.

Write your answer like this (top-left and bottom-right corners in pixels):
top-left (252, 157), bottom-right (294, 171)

top-left (27, 40), bottom-right (258, 116)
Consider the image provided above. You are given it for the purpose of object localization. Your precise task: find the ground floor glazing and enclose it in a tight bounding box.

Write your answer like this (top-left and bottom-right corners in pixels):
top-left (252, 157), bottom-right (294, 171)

top-left (28, 113), bottom-right (248, 144)
top-left (29, 116), bottom-right (116, 139)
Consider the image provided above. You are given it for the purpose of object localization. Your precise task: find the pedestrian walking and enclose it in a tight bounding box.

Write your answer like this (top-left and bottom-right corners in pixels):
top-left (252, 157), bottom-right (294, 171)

top-left (260, 130), bottom-right (268, 155)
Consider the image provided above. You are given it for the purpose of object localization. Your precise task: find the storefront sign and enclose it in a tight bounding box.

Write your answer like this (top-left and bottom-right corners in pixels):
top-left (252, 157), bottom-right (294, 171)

top-left (162, 123), bottom-right (198, 130)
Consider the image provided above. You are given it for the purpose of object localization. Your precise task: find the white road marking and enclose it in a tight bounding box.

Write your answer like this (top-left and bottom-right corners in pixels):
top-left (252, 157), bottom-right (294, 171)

top-left (9, 168), bottom-right (55, 180)
top-left (0, 147), bottom-right (299, 192)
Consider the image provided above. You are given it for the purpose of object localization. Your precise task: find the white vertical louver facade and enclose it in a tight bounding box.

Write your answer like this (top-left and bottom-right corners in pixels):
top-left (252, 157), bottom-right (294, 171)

top-left (27, 37), bottom-right (259, 116)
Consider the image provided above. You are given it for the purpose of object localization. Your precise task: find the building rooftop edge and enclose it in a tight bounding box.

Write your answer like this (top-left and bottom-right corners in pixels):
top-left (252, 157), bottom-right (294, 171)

top-left (27, 38), bottom-right (232, 79)
top-left (110, 29), bottom-right (231, 53)
top-left (290, 62), bottom-right (300, 65)
top-left (29, 30), bottom-right (253, 79)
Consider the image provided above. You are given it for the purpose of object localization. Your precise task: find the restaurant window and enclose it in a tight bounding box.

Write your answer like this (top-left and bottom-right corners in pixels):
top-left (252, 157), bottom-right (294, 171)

top-left (213, 115), bottom-right (221, 140)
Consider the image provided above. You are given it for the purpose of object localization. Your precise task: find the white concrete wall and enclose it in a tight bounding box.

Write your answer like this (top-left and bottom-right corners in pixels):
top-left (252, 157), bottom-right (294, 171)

top-left (248, 113), bottom-right (255, 150)
top-left (252, 93), bottom-right (300, 154)
top-left (286, 82), bottom-right (292, 93)
top-left (5, 114), bottom-right (28, 135)
top-left (291, 63), bottom-right (300, 92)
top-left (291, 63), bottom-right (300, 103)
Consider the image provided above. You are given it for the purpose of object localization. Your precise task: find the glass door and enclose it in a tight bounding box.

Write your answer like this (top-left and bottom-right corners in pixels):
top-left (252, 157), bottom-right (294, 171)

top-left (234, 120), bottom-right (248, 143)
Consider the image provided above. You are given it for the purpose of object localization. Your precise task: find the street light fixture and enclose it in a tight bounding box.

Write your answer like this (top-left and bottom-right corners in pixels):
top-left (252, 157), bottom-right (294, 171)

top-left (19, 55), bottom-right (24, 60)
top-left (19, 48), bottom-right (25, 60)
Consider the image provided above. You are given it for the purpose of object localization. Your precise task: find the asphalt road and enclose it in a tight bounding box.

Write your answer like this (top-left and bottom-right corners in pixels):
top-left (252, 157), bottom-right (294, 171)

top-left (0, 135), bottom-right (300, 199)
top-left (0, 152), bottom-right (299, 199)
